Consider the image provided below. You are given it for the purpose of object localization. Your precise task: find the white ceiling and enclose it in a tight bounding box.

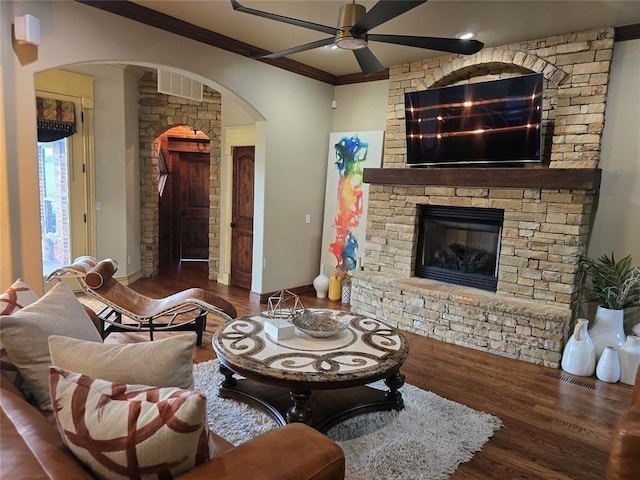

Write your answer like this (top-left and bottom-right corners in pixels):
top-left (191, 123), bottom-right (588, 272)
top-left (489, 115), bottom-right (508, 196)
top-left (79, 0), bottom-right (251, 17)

top-left (130, 1), bottom-right (640, 76)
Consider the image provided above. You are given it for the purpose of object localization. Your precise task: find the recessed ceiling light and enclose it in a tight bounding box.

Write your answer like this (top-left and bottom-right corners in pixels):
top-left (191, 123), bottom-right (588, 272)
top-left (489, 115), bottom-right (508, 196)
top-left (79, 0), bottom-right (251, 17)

top-left (455, 31), bottom-right (476, 40)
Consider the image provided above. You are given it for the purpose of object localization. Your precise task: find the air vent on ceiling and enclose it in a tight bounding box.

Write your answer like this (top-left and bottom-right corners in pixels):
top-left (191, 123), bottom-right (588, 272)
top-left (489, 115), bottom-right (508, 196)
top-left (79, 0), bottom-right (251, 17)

top-left (157, 69), bottom-right (203, 102)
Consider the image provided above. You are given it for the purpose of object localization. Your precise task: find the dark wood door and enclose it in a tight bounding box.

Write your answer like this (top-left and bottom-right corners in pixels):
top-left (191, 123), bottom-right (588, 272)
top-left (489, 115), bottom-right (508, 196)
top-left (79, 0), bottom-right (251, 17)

top-left (178, 152), bottom-right (210, 260)
top-left (231, 146), bottom-right (255, 289)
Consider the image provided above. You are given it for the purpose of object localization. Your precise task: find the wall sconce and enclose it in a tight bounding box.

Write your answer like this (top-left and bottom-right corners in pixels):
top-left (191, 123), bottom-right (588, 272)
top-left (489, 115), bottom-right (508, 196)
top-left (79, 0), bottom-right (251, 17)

top-left (14, 14), bottom-right (41, 46)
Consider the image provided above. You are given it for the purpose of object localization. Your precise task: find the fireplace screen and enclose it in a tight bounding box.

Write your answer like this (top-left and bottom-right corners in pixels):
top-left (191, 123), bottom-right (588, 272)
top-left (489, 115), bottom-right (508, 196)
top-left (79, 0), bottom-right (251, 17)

top-left (415, 205), bottom-right (504, 292)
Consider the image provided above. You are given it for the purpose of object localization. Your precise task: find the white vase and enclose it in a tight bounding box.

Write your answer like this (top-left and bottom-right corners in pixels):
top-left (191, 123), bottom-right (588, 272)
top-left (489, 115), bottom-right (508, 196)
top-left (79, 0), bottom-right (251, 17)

top-left (596, 346), bottom-right (620, 383)
top-left (589, 306), bottom-right (626, 360)
top-left (618, 335), bottom-right (640, 385)
top-left (312, 264), bottom-right (329, 299)
top-left (561, 319), bottom-right (596, 377)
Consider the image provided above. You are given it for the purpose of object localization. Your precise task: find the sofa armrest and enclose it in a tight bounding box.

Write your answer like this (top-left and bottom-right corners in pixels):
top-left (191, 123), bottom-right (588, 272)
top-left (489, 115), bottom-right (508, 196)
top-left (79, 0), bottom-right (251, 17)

top-left (606, 409), bottom-right (640, 480)
top-left (1, 383), bottom-right (94, 479)
top-left (177, 423), bottom-right (345, 480)
top-left (82, 305), bottom-right (102, 335)
top-left (606, 367), bottom-right (640, 480)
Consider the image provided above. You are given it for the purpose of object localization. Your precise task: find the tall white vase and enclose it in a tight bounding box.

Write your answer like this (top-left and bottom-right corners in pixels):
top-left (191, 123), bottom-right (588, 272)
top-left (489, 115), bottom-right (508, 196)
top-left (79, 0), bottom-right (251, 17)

top-left (596, 346), bottom-right (620, 383)
top-left (589, 306), bottom-right (626, 360)
top-left (561, 319), bottom-right (596, 377)
top-left (618, 335), bottom-right (640, 385)
top-left (312, 264), bottom-right (329, 299)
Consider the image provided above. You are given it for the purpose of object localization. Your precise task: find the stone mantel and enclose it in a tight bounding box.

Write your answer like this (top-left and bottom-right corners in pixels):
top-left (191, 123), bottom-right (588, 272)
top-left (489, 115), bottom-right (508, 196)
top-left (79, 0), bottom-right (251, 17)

top-left (363, 168), bottom-right (602, 191)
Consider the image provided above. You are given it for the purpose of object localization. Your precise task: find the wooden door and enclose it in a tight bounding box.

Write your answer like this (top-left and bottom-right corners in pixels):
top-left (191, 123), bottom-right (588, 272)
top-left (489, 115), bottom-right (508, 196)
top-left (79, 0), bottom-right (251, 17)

top-left (231, 146), bottom-right (255, 289)
top-left (177, 152), bottom-right (210, 260)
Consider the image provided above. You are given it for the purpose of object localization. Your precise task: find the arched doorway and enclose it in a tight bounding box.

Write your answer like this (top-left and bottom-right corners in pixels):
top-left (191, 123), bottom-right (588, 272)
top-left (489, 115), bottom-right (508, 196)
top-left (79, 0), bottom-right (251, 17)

top-left (156, 126), bottom-right (212, 265)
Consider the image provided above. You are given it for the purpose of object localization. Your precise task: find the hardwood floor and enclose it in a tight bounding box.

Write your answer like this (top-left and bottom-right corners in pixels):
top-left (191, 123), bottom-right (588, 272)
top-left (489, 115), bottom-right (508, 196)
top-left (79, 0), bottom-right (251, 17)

top-left (93, 261), bottom-right (633, 480)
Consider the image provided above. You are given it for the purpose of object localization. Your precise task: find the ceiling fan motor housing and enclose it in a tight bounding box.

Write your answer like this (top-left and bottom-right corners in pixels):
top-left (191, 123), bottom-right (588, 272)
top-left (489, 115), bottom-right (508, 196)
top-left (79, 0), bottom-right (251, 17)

top-left (335, 3), bottom-right (368, 50)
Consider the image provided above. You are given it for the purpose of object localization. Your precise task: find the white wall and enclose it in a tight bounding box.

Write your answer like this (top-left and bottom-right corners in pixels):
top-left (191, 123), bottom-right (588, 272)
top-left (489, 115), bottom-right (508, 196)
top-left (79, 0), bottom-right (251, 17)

top-left (2, 0), bottom-right (334, 293)
top-left (124, 68), bottom-right (141, 278)
top-left (332, 81), bottom-right (390, 133)
top-left (64, 64), bottom-right (135, 275)
top-left (590, 39), bottom-right (640, 264)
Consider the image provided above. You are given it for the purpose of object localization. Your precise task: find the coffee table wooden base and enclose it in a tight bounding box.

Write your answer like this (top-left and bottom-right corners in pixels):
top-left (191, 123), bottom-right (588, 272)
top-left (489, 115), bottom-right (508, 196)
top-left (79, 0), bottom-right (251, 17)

top-left (218, 364), bottom-right (405, 433)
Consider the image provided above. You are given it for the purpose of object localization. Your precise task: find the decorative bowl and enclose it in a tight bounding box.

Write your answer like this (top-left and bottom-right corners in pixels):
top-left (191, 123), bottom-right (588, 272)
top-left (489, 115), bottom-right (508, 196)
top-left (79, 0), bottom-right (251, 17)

top-left (291, 309), bottom-right (350, 338)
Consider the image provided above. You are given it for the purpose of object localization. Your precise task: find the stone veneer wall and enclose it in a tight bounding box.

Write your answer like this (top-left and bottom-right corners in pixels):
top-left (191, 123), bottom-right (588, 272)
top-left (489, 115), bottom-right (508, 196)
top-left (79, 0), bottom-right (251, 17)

top-left (350, 28), bottom-right (614, 367)
top-left (138, 72), bottom-right (222, 279)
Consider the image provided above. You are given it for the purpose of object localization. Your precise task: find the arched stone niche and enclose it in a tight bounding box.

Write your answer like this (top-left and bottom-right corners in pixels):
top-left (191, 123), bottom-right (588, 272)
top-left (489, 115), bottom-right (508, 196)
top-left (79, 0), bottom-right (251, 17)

top-left (138, 71), bottom-right (221, 278)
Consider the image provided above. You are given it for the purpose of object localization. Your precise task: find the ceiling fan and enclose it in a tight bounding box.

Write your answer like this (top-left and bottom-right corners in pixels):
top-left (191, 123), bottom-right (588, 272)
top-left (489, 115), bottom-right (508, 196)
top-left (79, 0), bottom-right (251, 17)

top-left (230, 0), bottom-right (484, 75)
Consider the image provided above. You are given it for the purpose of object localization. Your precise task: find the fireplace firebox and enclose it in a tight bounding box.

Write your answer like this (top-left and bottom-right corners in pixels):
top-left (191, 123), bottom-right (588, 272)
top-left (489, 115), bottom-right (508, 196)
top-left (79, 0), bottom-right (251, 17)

top-left (415, 205), bottom-right (504, 292)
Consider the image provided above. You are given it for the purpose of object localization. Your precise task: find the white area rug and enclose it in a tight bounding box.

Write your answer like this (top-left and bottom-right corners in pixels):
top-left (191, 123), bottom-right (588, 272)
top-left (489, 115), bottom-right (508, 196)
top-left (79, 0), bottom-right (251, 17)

top-left (194, 360), bottom-right (502, 480)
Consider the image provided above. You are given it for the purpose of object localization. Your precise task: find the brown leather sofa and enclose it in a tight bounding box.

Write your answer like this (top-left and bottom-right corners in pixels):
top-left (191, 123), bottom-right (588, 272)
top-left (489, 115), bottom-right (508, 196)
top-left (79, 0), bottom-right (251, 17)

top-left (0, 370), bottom-right (345, 480)
top-left (606, 366), bottom-right (640, 480)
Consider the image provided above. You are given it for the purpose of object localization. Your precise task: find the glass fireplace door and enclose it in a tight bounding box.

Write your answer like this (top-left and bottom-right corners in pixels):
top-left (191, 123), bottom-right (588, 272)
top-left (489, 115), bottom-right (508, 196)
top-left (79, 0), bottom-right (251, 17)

top-left (415, 205), bottom-right (504, 291)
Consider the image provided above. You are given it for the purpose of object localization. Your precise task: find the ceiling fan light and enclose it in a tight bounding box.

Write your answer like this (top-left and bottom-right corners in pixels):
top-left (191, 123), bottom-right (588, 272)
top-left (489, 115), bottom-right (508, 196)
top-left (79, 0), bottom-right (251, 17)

top-left (335, 36), bottom-right (367, 50)
top-left (455, 31), bottom-right (476, 40)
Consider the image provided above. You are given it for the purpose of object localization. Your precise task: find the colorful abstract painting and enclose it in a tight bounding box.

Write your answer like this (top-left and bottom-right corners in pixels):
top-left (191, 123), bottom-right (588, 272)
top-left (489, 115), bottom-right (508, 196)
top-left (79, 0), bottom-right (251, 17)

top-left (320, 131), bottom-right (384, 273)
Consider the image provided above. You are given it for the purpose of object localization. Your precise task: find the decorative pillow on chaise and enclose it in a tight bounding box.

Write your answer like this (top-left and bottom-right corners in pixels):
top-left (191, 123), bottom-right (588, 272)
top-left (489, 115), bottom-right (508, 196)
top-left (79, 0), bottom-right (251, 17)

top-left (49, 367), bottom-right (215, 480)
top-left (0, 281), bottom-right (103, 409)
top-left (49, 333), bottom-right (195, 389)
top-left (84, 257), bottom-right (118, 288)
top-left (0, 278), bottom-right (40, 392)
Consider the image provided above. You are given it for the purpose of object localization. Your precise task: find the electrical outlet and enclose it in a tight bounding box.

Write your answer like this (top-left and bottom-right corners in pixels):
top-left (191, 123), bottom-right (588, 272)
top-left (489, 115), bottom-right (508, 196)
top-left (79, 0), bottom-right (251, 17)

top-left (305, 214), bottom-right (311, 224)
top-left (127, 255), bottom-right (132, 265)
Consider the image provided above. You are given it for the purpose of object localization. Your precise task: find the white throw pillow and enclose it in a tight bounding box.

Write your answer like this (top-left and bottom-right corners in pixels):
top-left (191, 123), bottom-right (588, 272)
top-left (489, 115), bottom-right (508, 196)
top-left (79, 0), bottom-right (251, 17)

top-left (49, 367), bottom-right (215, 480)
top-left (0, 282), bottom-right (102, 409)
top-left (49, 333), bottom-right (195, 389)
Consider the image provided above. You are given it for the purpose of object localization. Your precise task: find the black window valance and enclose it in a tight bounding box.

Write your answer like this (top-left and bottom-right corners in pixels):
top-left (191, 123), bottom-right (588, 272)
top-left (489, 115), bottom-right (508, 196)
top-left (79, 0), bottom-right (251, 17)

top-left (36, 96), bottom-right (76, 142)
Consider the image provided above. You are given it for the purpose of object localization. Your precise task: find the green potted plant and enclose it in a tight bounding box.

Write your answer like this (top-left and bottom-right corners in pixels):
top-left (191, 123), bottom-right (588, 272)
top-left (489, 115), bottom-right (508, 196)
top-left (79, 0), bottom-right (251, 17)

top-left (580, 253), bottom-right (640, 309)
top-left (579, 253), bottom-right (640, 359)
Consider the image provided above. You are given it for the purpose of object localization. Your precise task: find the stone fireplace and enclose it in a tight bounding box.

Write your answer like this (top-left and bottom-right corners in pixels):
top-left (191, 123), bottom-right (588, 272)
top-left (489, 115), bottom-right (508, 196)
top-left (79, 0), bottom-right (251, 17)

top-left (350, 28), bottom-right (613, 367)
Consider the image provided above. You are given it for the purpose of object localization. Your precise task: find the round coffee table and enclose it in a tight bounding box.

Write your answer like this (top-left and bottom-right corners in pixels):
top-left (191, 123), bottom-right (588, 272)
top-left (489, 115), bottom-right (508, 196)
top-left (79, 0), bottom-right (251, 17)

top-left (213, 309), bottom-right (409, 432)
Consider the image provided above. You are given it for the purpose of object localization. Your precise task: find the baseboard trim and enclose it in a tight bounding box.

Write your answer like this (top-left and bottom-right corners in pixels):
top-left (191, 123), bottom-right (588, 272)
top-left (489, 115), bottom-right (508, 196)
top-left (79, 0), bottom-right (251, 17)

top-left (256, 284), bottom-right (316, 304)
top-left (116, 270), bottom-right (142, 286)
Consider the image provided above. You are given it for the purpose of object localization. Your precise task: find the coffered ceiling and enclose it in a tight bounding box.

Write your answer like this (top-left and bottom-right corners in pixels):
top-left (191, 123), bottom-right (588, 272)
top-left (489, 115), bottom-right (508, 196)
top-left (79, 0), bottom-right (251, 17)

top-left (82, 1), bottom-right (640, 84)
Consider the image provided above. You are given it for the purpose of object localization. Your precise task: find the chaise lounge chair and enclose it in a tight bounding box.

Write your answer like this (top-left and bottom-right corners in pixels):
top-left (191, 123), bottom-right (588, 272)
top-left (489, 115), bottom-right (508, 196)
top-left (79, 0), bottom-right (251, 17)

top-left (47, 256), bottom-right (237, 346)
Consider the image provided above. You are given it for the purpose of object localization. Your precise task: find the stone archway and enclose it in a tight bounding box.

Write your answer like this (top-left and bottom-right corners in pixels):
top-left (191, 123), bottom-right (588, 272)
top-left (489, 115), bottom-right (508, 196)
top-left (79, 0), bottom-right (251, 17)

top-left (424, 48), bottom-right (569, 90)
top-left (138, 71), bottom-right (222, 279)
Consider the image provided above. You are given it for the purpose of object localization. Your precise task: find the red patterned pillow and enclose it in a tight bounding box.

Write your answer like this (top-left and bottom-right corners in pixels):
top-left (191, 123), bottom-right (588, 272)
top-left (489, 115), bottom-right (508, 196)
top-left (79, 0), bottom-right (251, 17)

top-left (49, 367), bottom-right (215, 480)
top-left (0, 278), bottom-right (39, 315)
top-left (0, 279), bottom-right (39, 392)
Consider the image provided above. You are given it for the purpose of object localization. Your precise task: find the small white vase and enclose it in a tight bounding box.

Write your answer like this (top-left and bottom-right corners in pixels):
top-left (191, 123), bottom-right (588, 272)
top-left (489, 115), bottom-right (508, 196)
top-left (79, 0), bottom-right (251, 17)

top-left (312, 264), bottom-right (329, 299)
top-left (589, 306), bottom-right (626, 360)
top-left (596, 346), bottom-right (620, 383)
top-left (618, 335), bottom-right (640, 385)
top-left (561, 319), bottom-right (596, 377)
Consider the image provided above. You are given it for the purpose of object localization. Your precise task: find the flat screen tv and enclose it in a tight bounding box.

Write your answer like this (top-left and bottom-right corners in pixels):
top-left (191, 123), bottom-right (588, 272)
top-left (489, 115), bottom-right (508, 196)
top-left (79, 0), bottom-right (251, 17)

top-left (404, 73), bottom-right (543, 167)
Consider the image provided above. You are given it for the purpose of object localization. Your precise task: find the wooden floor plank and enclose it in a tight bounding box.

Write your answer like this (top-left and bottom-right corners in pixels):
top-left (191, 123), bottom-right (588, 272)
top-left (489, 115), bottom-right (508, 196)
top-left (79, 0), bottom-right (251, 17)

top-left (82, 261), bottom-right (633, 480)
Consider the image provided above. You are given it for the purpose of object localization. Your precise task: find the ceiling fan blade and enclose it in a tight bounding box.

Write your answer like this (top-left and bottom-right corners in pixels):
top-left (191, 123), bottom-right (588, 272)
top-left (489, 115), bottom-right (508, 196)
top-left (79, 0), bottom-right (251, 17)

top-left (353, 1), bottom-right (427, 36)
top-left (368, 34), bottom-right (484, 55)
top-left (257, 38), bottom-right (336, 59)
top-left (231, 0), bottom-right (337, 35)
top-left (353, 48), bottom-right (386, 76)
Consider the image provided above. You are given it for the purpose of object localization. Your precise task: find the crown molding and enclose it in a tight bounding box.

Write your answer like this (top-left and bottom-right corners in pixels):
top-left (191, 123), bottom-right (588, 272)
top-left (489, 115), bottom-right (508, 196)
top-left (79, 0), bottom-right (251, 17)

top-left (614, 23), bottom-right (640, 42)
